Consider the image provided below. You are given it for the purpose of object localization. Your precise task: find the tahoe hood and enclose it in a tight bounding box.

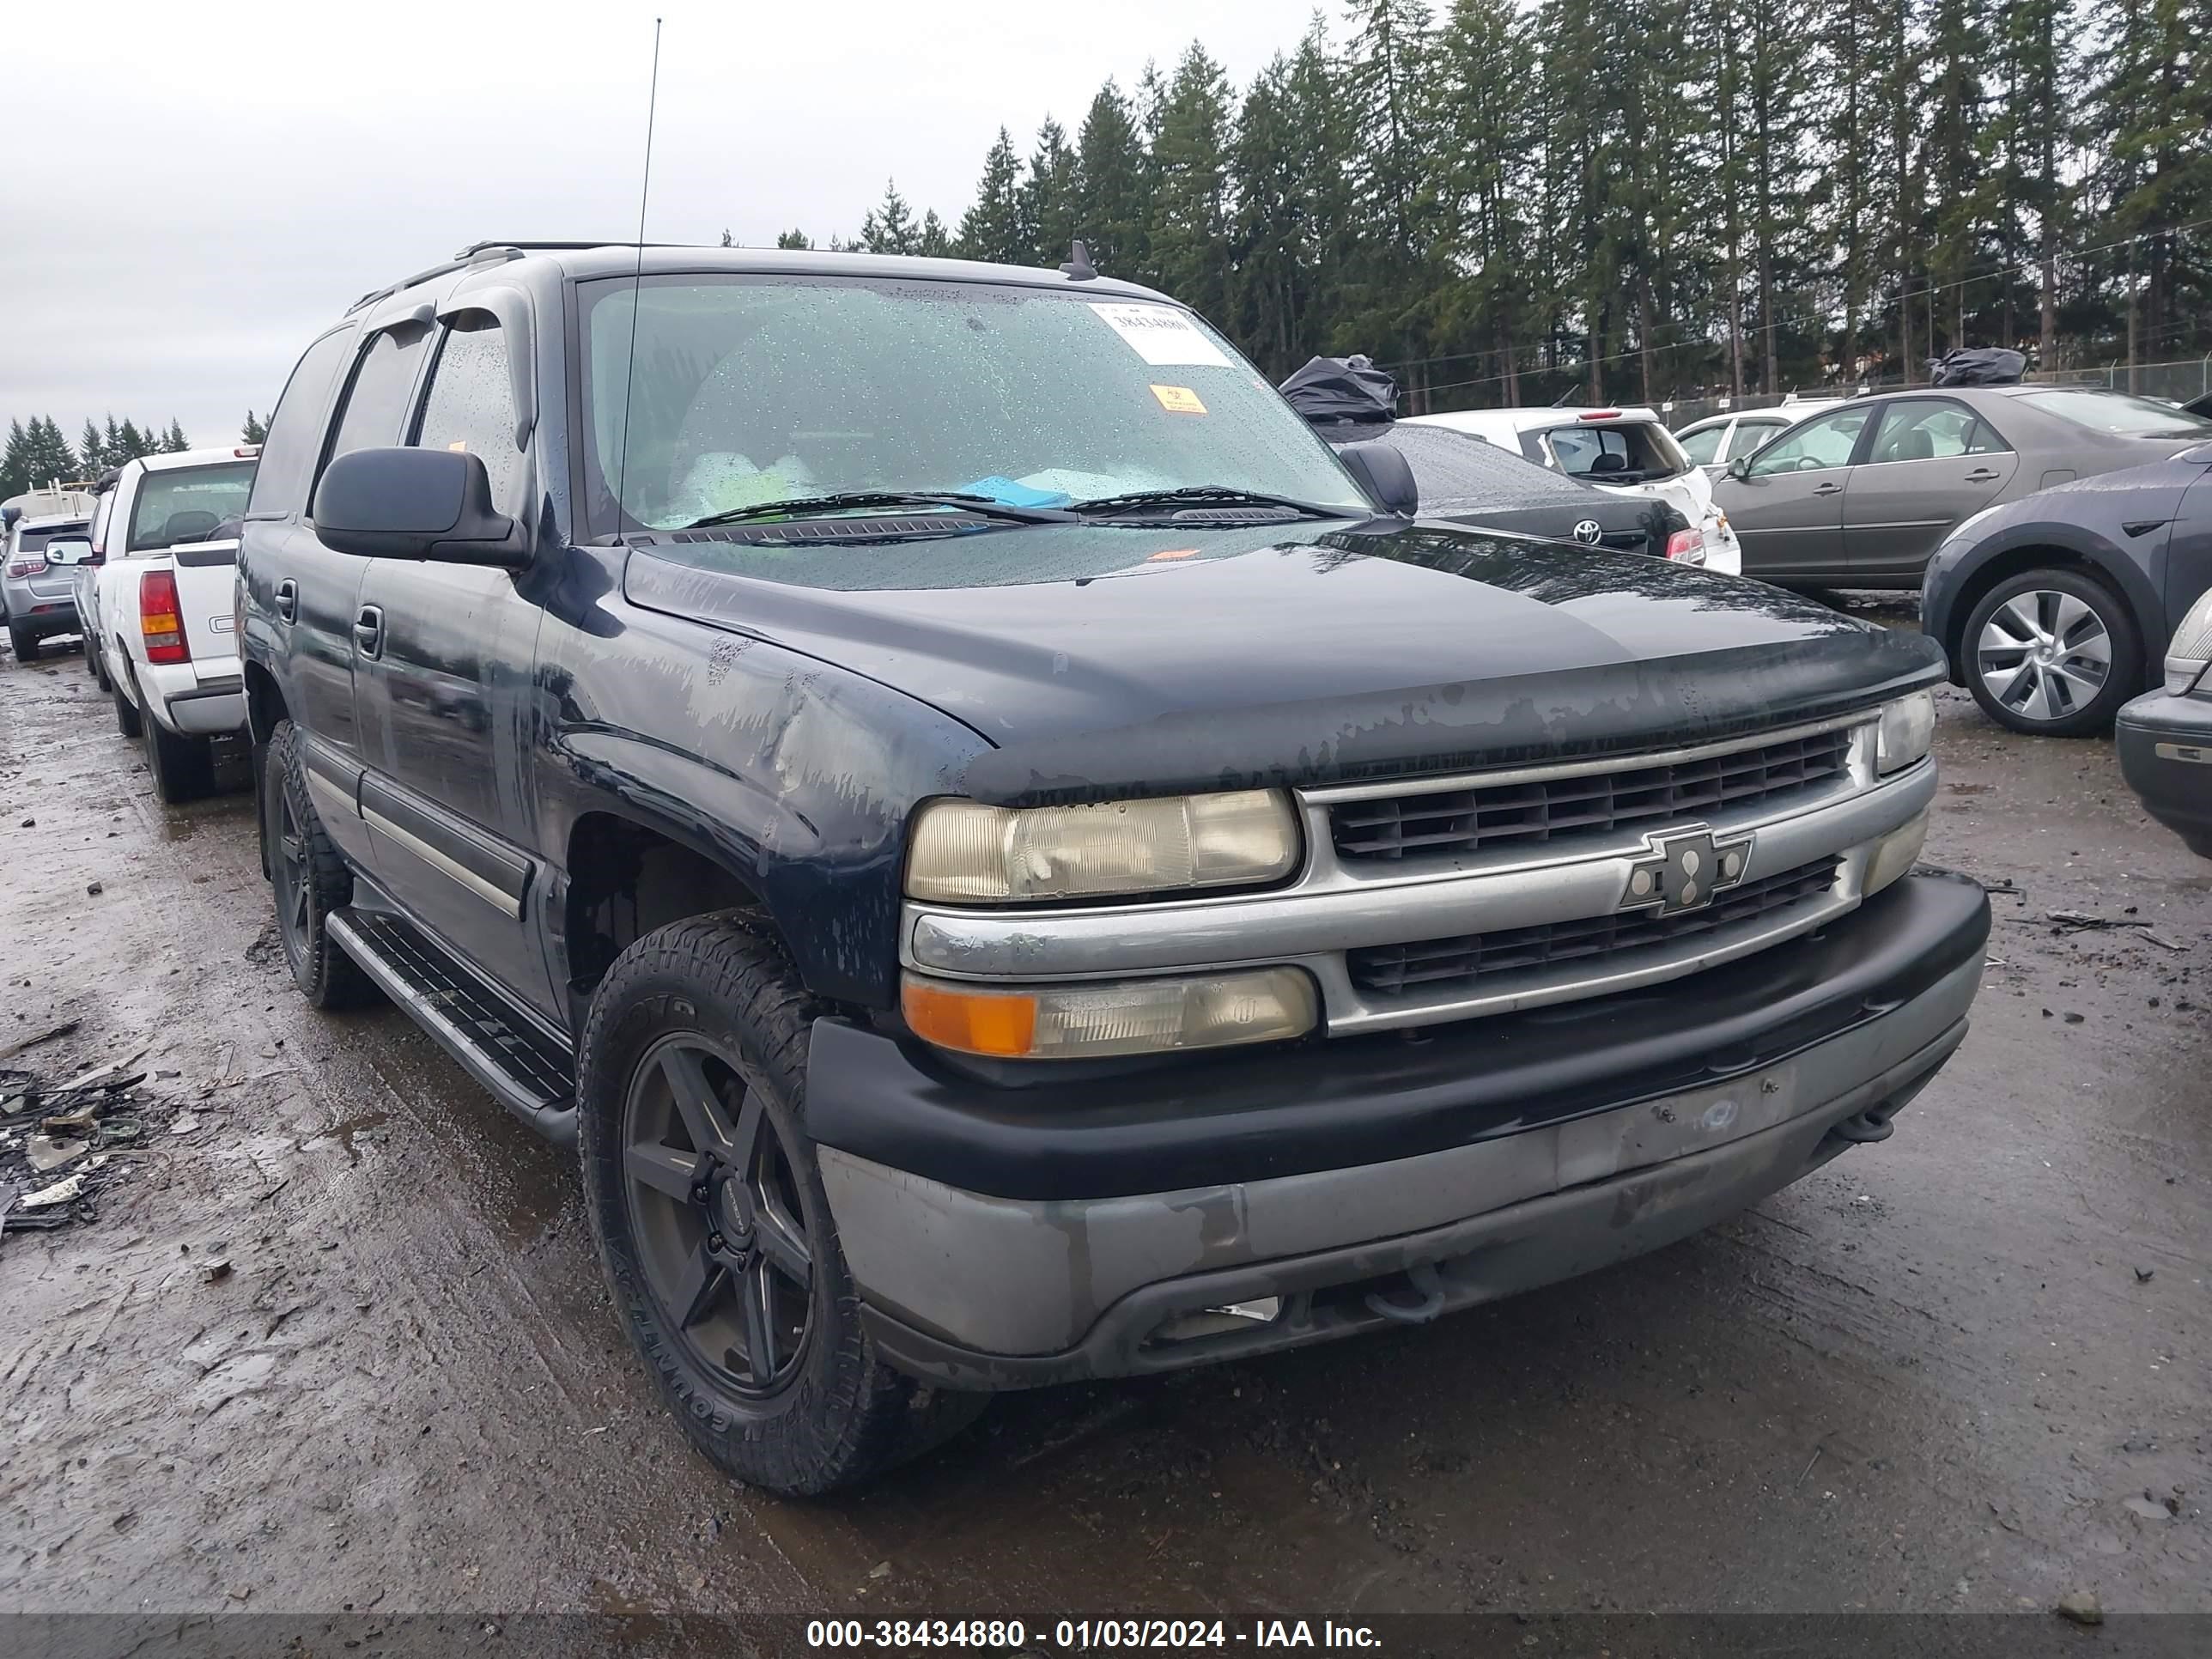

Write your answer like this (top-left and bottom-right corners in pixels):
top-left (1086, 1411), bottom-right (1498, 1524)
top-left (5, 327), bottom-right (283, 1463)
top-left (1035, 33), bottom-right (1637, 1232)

top-left (625, 520), bottom-right (1944, 806)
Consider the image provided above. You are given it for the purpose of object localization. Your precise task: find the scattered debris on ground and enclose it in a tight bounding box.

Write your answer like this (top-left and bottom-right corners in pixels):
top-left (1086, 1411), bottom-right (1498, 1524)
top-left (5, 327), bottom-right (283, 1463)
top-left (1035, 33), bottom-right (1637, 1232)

top-left (0, 1045), bottom-right (184, 1241)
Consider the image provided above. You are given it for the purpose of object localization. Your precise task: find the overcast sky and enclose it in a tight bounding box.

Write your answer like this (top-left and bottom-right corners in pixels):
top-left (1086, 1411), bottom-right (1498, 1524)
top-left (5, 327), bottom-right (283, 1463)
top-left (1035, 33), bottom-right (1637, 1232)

top-left (2, 0), bottom-right (1316, 453)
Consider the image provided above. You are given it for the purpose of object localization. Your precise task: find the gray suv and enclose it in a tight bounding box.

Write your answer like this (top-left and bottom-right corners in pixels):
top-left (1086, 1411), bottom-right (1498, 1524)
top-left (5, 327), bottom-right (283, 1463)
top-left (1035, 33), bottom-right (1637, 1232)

top-left (1715, 386), bottom-right (2212, 588)
top-left (4, 514), bottom-right (92, 660)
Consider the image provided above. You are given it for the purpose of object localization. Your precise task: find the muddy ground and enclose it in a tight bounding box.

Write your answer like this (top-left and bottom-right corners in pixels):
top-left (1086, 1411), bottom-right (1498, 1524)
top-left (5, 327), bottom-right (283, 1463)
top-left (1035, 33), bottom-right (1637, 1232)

top-left (1, 616), bottom-right (2206, 1622)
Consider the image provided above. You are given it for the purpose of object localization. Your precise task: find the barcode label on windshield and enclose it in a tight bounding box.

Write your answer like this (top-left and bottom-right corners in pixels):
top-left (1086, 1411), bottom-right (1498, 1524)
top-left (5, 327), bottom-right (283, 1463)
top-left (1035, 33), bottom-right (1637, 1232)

top-left (1090, 303), bottom-right (1232, 368)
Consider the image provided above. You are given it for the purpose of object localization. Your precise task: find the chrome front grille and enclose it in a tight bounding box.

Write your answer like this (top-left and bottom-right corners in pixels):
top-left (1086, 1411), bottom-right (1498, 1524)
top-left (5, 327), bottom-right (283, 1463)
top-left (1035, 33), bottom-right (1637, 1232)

top-left (902, 711), bottom-right (1929, 1039)
top-left (1329, 727), bottom-right (1855, 863)
top-left (1347, 857), bottom-right (1842, 997)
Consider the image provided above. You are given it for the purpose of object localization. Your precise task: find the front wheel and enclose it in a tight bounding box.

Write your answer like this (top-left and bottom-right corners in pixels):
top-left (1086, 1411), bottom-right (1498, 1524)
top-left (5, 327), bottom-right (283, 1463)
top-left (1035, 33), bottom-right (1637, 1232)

top-left (262, 720), bottom-right (374, 1008)
top-left (578, 914), bottom-right (978, 1494)
top-left (1962, 568), bottom-right (2142, 737)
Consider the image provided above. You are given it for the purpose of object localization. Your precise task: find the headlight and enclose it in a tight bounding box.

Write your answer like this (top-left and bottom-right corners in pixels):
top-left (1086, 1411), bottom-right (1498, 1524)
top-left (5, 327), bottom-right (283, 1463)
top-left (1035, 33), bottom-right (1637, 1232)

top-left (906, 790), bottom-right (1300, 903)
top-left (1876, 690), bottom-right (1936, 775)
top-left (902, 968), bottom-right (1317, 1059)
top-left (2164, 587), bottom-right (2212, 695)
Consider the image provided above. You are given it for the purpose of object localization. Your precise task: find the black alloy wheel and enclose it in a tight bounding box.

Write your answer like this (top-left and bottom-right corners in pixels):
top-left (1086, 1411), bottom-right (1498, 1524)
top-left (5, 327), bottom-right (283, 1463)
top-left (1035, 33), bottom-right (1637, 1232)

top-left (622, 1032), bottom-right (816, 1395)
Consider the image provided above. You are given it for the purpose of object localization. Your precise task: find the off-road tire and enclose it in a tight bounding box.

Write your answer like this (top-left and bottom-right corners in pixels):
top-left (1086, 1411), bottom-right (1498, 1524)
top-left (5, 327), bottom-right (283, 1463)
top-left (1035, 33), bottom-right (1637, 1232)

top-left (263, 720), bottom-right (375, 1009)
top-left (112, 675), bottom-right (143, 738)
top-left (9, 623), bottom-right (40, 662)
top-left (1961, 567), bottom-right (2142, 738)
top-left (579, 913), bottom-right (983, 1494)
top-left (143, 705), bottom-right (216, 804)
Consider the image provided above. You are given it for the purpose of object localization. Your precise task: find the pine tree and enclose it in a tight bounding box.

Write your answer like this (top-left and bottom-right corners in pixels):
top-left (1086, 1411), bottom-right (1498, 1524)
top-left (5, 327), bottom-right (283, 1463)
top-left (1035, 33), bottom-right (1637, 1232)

top-left (1431, 0), bottom-right (1535, 402)
top-left (957, 128), bottom-right (1027, 264)
top-left (4, 417), bottom-right (81, 492)
top-left (918, 210), bottom-right (955, 258)
top-left (1923, 0), bottom-right (1992, 354)
top-left (164, 419), bottom-right (190, 453)
top-left (774, 229), bottom-right (813, 250)
top-left (80, 418), bottom-right (107, 475)
top-left (1075, 82), bottom-right (1150, 275)
top-left (243, 410), bottom-right (270, 444)
top-left (858, 180), bottom-right (921, 255)
top-left (0, 419), bottom-right (30, 500)
top-left (1018, 118), bottom-right (1080, 267)
top-left (1147, 43), bottom-right (1235, 323)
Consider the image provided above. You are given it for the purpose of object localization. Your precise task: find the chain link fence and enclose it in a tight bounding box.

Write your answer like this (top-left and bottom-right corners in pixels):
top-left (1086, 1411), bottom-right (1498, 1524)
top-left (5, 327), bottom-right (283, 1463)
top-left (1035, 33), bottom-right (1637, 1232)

top-left (1654, 356), bottom-right (2212, 431)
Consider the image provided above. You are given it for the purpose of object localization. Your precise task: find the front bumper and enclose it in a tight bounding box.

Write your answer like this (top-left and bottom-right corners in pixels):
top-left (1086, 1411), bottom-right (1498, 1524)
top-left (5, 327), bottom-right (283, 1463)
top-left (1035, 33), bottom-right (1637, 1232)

top-left (811, 870), bottom-right (1989, 1388)
top-left (2117, 689), bottom-right (2212, 859)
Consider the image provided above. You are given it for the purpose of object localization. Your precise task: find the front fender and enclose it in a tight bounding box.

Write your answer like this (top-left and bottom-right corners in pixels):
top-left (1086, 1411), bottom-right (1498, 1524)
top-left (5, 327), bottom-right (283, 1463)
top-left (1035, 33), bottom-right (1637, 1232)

top-left (535, 583), bottom-right (991, 1011)
top-left (1924, 518), bottom-right (2164, 676)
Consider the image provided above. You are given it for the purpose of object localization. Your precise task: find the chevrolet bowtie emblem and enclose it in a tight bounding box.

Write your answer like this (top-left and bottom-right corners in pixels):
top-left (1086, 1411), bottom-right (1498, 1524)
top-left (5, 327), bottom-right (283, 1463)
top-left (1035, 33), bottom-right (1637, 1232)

top-left (1622, 823), bottom-right (1754, 915)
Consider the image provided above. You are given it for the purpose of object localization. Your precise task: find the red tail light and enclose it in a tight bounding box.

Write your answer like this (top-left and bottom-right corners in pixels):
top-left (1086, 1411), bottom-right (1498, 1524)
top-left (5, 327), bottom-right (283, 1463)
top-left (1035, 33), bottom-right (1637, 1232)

top-left (6, 561), bottom-right (35, 579)
top-left (1664, 528), bottom-right (1708, 564)
top-left (140, 569), bottom-right (190, 664)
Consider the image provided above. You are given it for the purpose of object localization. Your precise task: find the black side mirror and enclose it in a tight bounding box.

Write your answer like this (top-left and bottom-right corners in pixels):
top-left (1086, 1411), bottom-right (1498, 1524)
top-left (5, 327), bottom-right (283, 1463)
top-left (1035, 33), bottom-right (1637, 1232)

top-left (312, 447), bottom-right (522, 565)
top-left (1337, 441), bottom-right (1419, 519)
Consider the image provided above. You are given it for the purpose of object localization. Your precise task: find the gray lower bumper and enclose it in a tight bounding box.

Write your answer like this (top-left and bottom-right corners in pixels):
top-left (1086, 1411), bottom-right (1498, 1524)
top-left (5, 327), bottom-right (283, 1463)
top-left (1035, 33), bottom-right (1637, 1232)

top-left (822, 955), bottom-right (1979, 1389)
top-left (165, 678), bottom-right (246, 736)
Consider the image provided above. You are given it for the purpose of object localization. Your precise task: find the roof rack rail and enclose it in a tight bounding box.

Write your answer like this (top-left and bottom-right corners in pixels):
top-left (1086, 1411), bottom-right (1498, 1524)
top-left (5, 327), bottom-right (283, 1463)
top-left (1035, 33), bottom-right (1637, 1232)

top-left (346, 240), bottom-right (702, 315)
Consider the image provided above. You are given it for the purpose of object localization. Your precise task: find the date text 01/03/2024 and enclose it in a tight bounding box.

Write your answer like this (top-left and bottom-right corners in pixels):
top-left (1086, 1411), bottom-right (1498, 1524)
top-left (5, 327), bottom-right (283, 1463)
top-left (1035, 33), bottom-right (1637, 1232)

top-left (805, 1620), bottom-right (1383, 1650)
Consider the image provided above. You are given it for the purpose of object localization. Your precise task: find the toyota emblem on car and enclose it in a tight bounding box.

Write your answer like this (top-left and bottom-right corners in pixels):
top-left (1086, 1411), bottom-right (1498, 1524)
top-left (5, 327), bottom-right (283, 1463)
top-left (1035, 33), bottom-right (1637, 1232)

top-left (1572, 519), bottom-right (1603, 544)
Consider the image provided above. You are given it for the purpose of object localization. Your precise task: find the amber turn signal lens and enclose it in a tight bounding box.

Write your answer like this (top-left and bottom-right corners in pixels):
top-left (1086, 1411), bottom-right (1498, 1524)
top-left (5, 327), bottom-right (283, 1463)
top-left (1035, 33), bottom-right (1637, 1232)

top-left (901, 979), bottom-right (1040, 1058)
top-left (901, 968), bottom-right (1317, 1060)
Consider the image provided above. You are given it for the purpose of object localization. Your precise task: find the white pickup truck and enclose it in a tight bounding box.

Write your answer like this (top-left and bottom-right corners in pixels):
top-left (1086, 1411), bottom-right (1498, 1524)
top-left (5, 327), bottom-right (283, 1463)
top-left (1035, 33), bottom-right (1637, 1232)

top-left (85, 446), bottom-right (259, 802)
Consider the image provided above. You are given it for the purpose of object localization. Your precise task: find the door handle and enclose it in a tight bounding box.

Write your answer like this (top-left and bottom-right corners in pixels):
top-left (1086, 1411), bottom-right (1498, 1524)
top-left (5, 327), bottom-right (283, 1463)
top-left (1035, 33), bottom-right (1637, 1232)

top-left (353, 605), bottom-right (385, 659)
top-left (275, 579), bottom-right (298, 623)
top-left (1964, 469), bottom-right (2001, 483)
top-left (1812, 482), bottom-right (1843, 496)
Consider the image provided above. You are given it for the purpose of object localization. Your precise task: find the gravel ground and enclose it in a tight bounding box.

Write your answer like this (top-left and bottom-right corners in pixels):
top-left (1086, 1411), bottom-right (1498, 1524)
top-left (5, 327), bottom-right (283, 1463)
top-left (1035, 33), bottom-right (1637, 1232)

top-left (1, 617), bottom-right (2206, 1621)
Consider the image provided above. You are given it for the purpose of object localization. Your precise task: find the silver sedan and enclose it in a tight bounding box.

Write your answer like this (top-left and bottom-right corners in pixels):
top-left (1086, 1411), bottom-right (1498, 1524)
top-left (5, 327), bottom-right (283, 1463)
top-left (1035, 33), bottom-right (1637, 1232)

top-left (1713, 386), bottom-right (2212, 588)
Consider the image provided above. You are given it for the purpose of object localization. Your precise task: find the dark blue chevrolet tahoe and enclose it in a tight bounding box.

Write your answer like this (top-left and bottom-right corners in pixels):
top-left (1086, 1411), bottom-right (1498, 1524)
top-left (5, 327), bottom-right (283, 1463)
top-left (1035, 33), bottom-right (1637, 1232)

top-left (240, 242), bottom-right (1989, 1493)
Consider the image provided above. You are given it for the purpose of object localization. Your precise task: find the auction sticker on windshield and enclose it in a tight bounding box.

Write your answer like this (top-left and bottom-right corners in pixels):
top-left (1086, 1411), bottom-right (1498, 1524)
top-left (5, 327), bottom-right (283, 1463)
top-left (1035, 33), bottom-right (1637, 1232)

top-left (1091, 302), bottom-right (1233, 368)
top-left (1150, 385), bottom-right (1207, 414)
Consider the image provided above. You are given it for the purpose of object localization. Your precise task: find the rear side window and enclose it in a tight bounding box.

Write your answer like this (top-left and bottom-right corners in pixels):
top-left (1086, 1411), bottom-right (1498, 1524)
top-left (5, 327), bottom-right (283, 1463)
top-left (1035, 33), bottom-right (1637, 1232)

top-left (1677, 425), bottom-right (1725, 465)
top-left (88, 489), bottom-right (116, 555)
top-left (324, 325), bottom-right (434, 471)
top-left (128, 463), bottom-right (257, 551)
top-left (249, 328), bottom-right (353, 516)
top-left (1868, 398), bottom-right (2008, 463)
top-left (413, 317), bottom-right (522, 506)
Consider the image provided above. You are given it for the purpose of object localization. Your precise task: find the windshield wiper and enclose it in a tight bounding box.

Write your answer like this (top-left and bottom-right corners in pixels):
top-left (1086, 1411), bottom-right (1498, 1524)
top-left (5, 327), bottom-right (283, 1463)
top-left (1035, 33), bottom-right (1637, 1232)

top-left (681, 490), bottom-right (1075, 531)
top-left (1069, 485), bottom-right (1356, 521)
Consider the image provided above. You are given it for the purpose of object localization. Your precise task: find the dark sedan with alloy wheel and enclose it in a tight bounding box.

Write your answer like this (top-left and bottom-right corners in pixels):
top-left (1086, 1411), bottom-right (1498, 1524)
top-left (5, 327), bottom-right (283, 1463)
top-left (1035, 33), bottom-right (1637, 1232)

top-left (1922, 441), bottom-right (2212, 736)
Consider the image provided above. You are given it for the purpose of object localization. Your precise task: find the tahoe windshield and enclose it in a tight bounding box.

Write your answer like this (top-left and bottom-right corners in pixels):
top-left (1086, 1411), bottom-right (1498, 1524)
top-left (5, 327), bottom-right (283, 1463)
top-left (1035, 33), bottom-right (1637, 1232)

top-left (127, 461), bottom-right (255, 550)
top-left (578, 275), bottom-right (1366, 537)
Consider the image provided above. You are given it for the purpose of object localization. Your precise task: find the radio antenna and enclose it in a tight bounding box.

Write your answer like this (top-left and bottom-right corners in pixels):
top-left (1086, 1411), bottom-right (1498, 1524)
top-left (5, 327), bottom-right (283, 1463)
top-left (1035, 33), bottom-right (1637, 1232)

top-left (614, 15), bottom-right (664, 528)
